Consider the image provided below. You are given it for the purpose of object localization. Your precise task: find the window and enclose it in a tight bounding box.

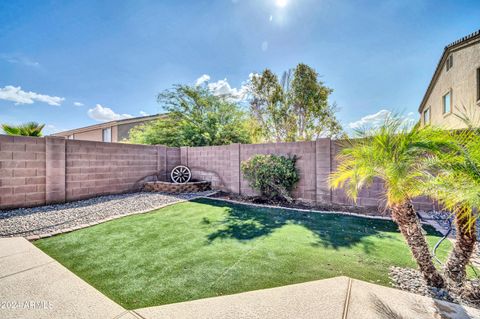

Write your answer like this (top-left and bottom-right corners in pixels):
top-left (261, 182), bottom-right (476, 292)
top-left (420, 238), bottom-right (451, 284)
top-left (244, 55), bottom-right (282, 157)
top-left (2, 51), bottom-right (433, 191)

top-left (423, 107), bottom-right (430, 125)
top-left (446, 55), bottom-right (453, 71)
top-left (68, 135), bottom-right (74, 140)
top-left (443, 91), bottom-right (452, 114)
top-left (477, 68), bottom-right (480, 102)
top-left (102, 127), bottom-right (112, 142)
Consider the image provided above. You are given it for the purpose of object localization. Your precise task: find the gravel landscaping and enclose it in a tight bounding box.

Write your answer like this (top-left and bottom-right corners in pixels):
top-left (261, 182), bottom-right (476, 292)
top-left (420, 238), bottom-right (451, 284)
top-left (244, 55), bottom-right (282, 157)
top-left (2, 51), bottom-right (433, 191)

top-left (389, 266), bottom-right (480, 309)
top-left (0, 191), bottom-right (215, 238)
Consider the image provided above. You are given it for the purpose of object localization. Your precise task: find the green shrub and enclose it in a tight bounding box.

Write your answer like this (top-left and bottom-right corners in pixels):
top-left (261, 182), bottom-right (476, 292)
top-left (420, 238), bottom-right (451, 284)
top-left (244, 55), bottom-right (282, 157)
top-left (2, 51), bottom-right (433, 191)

top-left (241, 154), bottom-right (299, 202)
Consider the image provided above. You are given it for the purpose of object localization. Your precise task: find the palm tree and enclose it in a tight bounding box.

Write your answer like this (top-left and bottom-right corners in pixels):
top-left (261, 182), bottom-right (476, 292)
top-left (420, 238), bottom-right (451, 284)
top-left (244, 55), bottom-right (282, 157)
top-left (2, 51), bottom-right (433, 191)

top-left (1, 122), bottom-right (45, 136)
top-left (421, 124), bottom-right (480, 290)
top-left (329, 117), bottom-right (445, 287)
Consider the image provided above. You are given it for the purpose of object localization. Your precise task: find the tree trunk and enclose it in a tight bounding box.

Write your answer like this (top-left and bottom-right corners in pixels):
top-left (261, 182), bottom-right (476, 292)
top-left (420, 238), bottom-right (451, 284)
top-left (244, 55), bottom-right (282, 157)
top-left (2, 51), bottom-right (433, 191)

top-left (391, 201), bottom-right (445, 288)
top-left (444, 206), bottom-right (477, 286)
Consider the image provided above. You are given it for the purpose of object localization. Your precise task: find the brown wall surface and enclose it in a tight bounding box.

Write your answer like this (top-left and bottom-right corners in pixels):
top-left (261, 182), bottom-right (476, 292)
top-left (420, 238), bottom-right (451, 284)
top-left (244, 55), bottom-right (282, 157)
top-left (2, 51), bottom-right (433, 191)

top-left (73, 129), bottom-right (103, 142)
top-left (0, 135), bottom-right (46, 209)
top-left (181, 144), bottom-right (240, 193)
top-left (65, 140), bottom-right (159, 201)
top-left (0, 135), bottom-right (434, 212)
top-left (180, 140), bottom-right (432, 211)
top-left (0, 137), bottom-right (172, 209)
top-left (239, 141), bottom-right (317, 202)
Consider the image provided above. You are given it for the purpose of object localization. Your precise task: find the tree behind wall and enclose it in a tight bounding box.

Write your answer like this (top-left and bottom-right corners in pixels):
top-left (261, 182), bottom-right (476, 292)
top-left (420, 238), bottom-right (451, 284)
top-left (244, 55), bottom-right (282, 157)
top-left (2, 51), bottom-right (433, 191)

top-left (128, 85), bottom-right (252, 146)
top-left (248, 63), bottom-right (343, 142)
top-left (1, 122), bottom-right (45, 137)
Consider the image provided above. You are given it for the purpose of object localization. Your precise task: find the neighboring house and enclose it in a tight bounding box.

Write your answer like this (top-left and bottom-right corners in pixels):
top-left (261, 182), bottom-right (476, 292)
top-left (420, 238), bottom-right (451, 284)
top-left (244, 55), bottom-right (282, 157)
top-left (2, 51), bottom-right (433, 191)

top-left (53, 114), bottom-right (165, 142)
top-left (419, 30), bottom-right (480, 128)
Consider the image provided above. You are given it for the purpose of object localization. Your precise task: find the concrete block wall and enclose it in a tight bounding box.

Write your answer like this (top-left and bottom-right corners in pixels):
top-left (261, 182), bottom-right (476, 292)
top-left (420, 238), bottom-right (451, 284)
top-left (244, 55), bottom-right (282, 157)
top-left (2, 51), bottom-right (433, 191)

top-left (46, 137), bottom-right (66, 204)
top-left (166, 147), bottom-right (181, 181)
top-left (0, 134), bottom-right (435, 211)
top-left (184, 139), bottom-right (434, 211)
top-left (65, 140), bottom-right (159, 201)
top-left (239, 141), bottom-right (317, 202)
top-left (182, 144), bottom-right (240, 192)
top-left (329, 139), bottom-right (432, 210)
top-left (330, 140), bottom-right (372, 207)
top-left (0, 136), bottom-right (46, 209)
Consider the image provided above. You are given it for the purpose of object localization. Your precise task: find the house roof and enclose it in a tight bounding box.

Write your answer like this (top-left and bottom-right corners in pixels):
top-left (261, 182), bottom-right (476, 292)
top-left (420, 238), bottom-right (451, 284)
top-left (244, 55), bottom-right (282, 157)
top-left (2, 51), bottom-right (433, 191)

top-left (418, 29), bottom-right (480, 113)
top-left (52, 113), bottom-right (167, 136)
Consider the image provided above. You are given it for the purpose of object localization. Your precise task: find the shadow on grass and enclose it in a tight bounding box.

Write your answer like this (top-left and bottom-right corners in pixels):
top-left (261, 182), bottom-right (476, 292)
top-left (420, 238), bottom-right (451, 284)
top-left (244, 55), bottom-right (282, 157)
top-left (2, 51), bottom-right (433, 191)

top-left (195, 198), bottom-right (402, 251)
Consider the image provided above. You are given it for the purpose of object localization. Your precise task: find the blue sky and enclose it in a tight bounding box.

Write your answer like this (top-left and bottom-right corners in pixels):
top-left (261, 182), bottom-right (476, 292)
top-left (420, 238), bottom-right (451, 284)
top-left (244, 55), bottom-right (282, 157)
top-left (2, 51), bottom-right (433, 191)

top-left (1, 0), bottom-right (479, 134)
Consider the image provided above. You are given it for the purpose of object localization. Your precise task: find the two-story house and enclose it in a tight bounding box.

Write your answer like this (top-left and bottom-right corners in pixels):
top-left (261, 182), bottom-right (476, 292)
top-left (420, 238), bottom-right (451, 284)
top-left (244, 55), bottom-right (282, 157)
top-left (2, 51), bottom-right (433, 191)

top-left (419, 30), bottom-right (480, 128)
top-left (53, 114), bottom-right (166, 142)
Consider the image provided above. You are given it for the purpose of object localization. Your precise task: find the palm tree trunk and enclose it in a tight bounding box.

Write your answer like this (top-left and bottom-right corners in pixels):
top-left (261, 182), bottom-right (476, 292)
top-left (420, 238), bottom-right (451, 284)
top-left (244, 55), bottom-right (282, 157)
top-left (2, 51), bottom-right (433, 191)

top-left (444, 206), bottom-right (477, 286)
top-left (391, 201), bottom-right (445, 288)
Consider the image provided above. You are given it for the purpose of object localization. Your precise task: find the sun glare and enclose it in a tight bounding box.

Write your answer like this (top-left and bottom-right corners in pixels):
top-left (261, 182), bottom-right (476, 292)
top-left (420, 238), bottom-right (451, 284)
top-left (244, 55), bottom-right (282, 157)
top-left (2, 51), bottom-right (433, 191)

top-left (275, 0), bottom-right (287, 8)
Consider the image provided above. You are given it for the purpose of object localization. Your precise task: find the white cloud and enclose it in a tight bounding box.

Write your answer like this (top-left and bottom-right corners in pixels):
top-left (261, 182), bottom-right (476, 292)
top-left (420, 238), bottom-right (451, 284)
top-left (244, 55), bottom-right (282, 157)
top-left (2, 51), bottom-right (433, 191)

top-left (87, 104), bottom-right (133, 122)
top-left (348, 110), bottom-right (391, 129)
top-left (348, 109), bottom-right (417, 130)
top-left (195, 74), bottom-right (210, 87)
top-left (139, 111), bottom-right (149, 116)
top-left (194, 73), bottom-right (258, 103)
top-left (0, 85), bottom-right (64, 106)
top-left (0, 54), bottom-right (40, 67)
top-left (73, 101), bottom-right (84, 106)
top-left (208, 78), bottom-right (250, 102)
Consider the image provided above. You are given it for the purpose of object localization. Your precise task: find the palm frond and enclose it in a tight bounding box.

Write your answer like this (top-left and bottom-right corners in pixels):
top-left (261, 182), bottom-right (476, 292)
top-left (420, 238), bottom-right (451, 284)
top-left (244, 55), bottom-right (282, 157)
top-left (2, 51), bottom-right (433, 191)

top-left (1, 122), bottom-right (45, 137)
top-left (330, 114), bottom-right (430, 205)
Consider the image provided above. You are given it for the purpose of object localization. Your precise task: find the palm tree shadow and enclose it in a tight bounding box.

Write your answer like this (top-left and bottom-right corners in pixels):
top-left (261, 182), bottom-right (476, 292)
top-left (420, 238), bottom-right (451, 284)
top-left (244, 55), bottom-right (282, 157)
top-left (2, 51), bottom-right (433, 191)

top-left (196, 198), bottom-right (401, 252)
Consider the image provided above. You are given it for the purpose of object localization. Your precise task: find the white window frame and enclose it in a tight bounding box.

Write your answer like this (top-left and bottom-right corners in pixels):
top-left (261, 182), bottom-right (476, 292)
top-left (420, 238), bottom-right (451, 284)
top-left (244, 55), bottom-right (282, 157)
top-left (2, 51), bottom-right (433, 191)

top-left (102, 127), bottom-right (112, 142)
top-left (442, 90), bottom-right (452, 115)
top-left (446, 55), bottom-right (453, 71)
top-left (423, 107), bottom-right (431, 125)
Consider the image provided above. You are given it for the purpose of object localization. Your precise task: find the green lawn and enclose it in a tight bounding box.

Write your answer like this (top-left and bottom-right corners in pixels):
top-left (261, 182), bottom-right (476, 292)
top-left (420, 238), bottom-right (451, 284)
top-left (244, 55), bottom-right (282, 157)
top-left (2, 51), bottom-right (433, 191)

top-left (35, 198), bottom-right (452, 309)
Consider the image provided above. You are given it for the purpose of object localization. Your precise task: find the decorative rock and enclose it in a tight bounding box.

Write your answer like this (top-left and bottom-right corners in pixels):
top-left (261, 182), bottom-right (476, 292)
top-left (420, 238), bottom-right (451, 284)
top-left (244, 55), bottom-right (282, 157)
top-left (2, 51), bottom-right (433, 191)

top-left (144, 181), bottom-right (211, 193)
top-left (0, 191), bottom-right (215, 238)
top-left (389, 266), bottom-right (480, 309)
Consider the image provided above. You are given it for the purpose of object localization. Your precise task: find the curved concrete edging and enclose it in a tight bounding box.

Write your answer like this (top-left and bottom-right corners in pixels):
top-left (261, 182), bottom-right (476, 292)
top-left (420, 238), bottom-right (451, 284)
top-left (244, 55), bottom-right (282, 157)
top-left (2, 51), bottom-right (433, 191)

top-left (201, 196), bottom-right (395, 221)
top-left (201, 196), bottom-right (443, 228)
top-left (25, 191), bottom-right (438, 241)
top-left (25, 191), bottom-right (219, 241)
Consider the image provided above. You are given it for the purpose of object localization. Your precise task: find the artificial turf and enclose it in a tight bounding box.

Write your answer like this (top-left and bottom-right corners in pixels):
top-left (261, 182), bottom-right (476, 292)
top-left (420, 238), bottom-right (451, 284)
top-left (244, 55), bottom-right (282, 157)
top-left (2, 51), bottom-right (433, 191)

top-left (35, 198), bottom-right (452, 309)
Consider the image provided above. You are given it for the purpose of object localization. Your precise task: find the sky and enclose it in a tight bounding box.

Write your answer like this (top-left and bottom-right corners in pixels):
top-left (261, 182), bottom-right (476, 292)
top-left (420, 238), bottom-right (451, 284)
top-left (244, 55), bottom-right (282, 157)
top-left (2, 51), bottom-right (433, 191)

top-left (1, 0), bottom-right (479, 135)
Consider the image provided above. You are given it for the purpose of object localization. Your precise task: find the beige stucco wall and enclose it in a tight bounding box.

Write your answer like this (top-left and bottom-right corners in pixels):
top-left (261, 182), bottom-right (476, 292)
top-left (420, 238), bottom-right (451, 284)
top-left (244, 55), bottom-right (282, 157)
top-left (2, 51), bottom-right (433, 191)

top-left (53, 116), bottom-right (163, 142)
top-left (421, 41), bottom-right (480, 128)
top-left (72, 129), bottom-right (103, 142)
top-left (111, 126), bottom-right (118, 142)
top-left (59, 126), bottom-right (117, 142)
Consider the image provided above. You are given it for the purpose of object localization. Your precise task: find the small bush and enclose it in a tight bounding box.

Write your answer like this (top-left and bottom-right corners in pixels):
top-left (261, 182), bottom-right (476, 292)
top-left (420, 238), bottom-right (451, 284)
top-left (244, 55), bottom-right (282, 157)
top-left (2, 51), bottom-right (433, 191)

top-left (241, 154), bottom-right (299, 202)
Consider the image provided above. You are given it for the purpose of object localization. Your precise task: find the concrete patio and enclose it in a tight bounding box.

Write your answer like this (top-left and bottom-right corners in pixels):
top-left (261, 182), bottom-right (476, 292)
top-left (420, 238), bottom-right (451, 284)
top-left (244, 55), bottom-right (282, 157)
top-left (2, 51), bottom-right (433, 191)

top-left (1, 237), bottom-right (479, 319)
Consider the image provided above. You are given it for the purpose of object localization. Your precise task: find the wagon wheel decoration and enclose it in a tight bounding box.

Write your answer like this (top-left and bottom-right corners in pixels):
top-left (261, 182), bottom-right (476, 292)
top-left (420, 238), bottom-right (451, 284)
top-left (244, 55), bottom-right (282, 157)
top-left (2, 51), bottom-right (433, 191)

top-left (170, 165), bottom-right (192, 184)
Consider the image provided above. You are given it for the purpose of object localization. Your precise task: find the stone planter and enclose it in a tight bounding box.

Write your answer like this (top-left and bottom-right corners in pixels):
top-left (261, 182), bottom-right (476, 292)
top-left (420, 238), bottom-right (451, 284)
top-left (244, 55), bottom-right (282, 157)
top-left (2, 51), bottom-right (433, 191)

top-left (144, 180), bottom-right (211, 193)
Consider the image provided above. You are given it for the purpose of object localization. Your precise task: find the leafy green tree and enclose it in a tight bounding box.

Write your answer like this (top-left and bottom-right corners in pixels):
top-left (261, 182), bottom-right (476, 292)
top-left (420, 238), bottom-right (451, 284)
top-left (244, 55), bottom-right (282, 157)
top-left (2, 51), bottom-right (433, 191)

top-left (329, 116), bottom-right (444, 288)
top-left (1, 122), bottom-right (45, 136)
top-left (248, 63), bottom-right (342, 142)
top-left (129, 85), bottom-right (252, 146)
